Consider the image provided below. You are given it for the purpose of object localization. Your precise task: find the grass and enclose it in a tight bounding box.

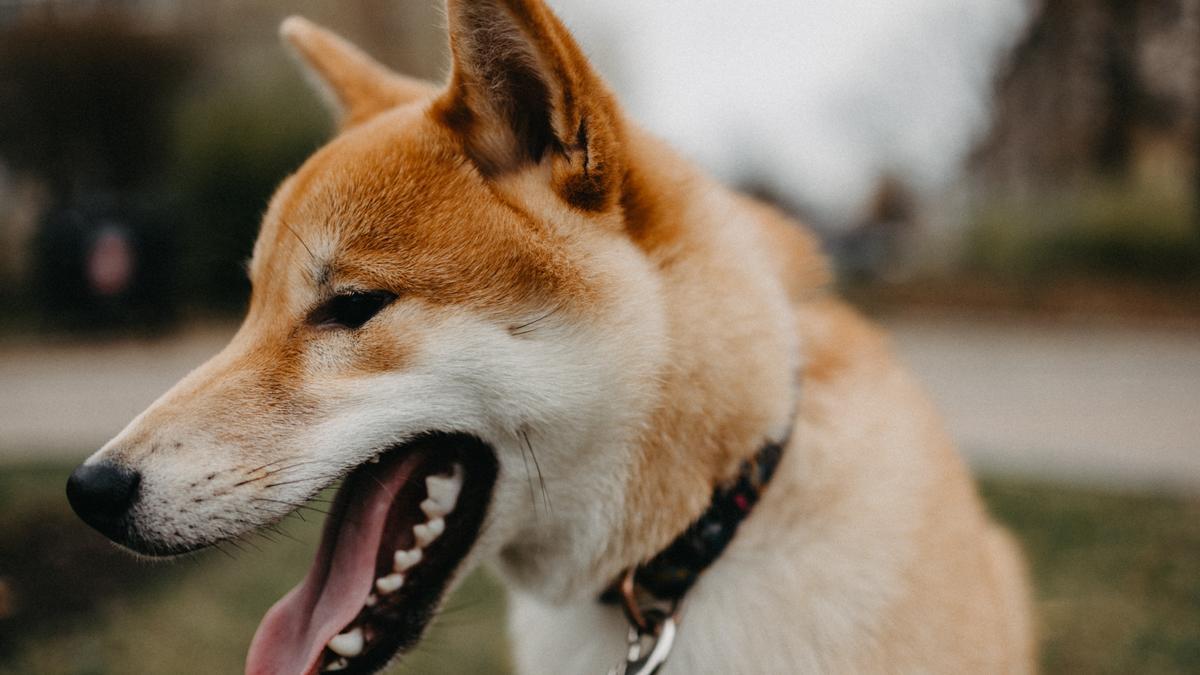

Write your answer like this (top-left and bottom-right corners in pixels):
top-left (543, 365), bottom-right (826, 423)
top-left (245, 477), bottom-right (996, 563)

top-left (1, 463), bottom-right (1198, 674)
top-left (967, 180), bottom-right (1200, 285)
top-left (0, 465), bottom-right (510, 675)
top-left (982, 481), bottom-right (1200, 674)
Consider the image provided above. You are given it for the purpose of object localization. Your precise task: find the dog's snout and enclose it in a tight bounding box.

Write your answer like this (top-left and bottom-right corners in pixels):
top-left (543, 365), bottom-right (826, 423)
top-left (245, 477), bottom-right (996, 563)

top-left (66, 461), bottom-right (141, 539)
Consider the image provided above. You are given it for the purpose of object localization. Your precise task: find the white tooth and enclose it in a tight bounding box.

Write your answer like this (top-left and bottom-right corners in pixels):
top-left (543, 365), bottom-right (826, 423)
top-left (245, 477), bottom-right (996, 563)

top-left (364, 593), bottom-right (377, 607)
top-left (420, 497), bottom-right (451, 519)
top-left (413, 517), bottom-right (445, 547)
top-left (328, 627), bottom-right (364, 657)
top-left (393, 548), bottom-right (422, 572)
top-left (425, 467), bottom-right (463, 510)
top-left (374, 573), bottom-right (404, 594)
top-left (324, 657), bottom-right (348, 671)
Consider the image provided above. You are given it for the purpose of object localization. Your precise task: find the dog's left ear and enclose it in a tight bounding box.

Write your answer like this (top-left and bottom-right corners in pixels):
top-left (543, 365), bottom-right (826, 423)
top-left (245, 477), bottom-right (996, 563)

top-left (436, 0), bottom-right (624, 212)
top-left (281, 16), bottom-right (435, 129)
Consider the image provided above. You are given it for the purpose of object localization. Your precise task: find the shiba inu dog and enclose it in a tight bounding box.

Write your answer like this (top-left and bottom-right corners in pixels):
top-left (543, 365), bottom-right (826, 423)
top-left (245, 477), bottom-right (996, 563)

top-left (65, 1), bottom-right (1034, 673)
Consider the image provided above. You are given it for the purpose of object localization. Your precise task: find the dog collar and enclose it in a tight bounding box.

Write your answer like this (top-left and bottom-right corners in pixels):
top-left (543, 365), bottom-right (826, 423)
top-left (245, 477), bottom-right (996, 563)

top-left (602, 431), bottom-right (788, 674)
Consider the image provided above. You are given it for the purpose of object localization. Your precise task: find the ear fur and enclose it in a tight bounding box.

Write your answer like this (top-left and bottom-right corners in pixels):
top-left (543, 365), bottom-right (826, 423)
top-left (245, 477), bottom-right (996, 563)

top-left (436, 0), bottom-right (624, 211)
top-left (280, 16), bottom-right (435, 129)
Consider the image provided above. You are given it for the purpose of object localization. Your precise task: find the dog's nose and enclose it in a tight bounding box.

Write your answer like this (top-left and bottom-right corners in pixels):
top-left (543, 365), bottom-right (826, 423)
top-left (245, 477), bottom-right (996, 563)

top-left (66, 461), bottom-right (141, 538)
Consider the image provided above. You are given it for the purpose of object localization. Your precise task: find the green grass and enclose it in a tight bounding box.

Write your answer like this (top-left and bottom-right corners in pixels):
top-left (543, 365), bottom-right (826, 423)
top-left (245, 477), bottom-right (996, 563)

top-left (2, 464), bottom-right (1198, 674)
top-left (0, 465), bottom-right (510, 675)
top-left (967, 179), bottom-right (1200, 284)
top-left (982, 481), bottom-right (1200, 674)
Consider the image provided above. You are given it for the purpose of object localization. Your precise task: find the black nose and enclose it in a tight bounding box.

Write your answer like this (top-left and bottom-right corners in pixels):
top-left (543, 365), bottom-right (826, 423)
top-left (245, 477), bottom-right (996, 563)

top-left (66, 461), bottom-right (141, 539)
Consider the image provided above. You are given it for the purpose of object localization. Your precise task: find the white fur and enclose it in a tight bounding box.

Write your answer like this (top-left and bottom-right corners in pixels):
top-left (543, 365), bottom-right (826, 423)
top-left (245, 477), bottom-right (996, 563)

top-left (80, 12), bottom-right (1028, 670)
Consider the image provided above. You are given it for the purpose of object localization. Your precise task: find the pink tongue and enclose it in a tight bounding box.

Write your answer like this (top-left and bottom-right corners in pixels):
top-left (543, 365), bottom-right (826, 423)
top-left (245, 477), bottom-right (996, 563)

top-left (245, 454), bottom-right (422, 675)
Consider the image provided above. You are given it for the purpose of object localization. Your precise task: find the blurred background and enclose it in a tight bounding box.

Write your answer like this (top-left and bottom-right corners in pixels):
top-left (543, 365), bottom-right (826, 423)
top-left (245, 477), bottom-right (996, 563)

top-left (1, 0), bottom-right (1198, 672)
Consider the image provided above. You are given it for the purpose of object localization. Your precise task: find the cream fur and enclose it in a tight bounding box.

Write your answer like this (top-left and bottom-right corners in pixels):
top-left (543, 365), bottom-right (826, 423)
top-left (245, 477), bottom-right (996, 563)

top-left (77, 2), bottom-right (1033, 673)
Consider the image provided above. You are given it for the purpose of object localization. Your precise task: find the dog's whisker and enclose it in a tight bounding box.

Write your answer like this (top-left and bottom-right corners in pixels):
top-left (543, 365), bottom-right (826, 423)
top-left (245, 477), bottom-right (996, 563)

top-left (238, 533), bottom-right (267, 554)
top-left (224, 538), bottom-right (251, 555)
top-left (516, 430), bottom-right (539, 517)
top-left (365, 473), bottom-right (397, 500)
top-left (521, 429), bottom-right (551, 513)
top-left (508, 305), bottom-right (561, 335)
top-left (266, 523), bottom-right (304, 544)
top-left (244, 457), bottom-right (291, 476)
top-left (257, 459), bottom-right (329, 478)
top-left (281, 220), bottom-right (319, 268)
top-left (211, 541), bottom-right (237, 561)
top-left (263, 475), bottom-right (339, 489)
top-left (234, 461), bottom-right (333, 487)
top-left (251, 497), bottom-right (350, 523)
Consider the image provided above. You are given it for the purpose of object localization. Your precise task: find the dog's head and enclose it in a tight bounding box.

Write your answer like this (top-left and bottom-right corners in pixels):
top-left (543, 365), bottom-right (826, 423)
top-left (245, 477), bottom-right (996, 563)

top-left (66, 2), bottom-right (673, 673)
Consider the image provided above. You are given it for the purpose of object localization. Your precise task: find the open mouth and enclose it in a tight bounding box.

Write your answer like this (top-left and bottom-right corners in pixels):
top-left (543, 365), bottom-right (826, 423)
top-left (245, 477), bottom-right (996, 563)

top-left (246, 432), bottom-right (498, 675)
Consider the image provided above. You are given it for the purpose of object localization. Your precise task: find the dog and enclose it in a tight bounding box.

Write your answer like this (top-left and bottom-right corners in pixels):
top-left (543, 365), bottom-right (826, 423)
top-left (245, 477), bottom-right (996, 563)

top-left (65, 1), bottom-right (1034, 673)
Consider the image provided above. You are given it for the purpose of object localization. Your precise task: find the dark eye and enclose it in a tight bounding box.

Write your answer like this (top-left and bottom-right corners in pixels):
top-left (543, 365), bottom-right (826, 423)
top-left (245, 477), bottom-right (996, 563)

top-left (309, 291), bottom-right (397, 329)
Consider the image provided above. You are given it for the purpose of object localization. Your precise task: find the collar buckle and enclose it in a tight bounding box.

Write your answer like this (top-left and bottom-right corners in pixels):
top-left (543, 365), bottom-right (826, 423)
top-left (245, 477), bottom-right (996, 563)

top-left (609, 568), bottom-right (679, 675)
top-left (613, 612), bottom-right (677, 675)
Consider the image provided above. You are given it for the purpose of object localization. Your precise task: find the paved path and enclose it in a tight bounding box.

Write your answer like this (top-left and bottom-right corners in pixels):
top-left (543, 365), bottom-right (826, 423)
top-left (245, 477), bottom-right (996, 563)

top-left (0, 324), bottom-right (239, 463)
top-left (2, 317), bottom-right (1198, 491)
top-left (884, 315), bottom-right (1200, 492)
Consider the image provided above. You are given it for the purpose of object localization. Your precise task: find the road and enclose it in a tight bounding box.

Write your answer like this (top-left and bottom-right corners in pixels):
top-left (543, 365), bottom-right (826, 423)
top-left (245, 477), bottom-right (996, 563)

top-left (885, 314), bottom-right (1200, 492)
top-left (2, 316), bottom-right (1198, 491)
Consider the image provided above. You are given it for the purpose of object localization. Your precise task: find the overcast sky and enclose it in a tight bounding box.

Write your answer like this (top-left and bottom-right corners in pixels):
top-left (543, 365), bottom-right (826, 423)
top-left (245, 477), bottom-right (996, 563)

top-left (551, 0), bottom-right (1031, 224)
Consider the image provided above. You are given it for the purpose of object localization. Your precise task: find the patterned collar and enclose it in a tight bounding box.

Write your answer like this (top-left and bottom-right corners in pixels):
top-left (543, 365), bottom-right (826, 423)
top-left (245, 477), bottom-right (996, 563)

top-left (602, 432), bottom-right (788, 609)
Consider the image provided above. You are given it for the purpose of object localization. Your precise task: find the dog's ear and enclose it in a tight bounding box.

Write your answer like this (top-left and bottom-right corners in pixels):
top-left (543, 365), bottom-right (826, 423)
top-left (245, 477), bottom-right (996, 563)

top-left (280, 16), bottom-right (434, 129)
top-left (435, 0), bottom-right (624, 211)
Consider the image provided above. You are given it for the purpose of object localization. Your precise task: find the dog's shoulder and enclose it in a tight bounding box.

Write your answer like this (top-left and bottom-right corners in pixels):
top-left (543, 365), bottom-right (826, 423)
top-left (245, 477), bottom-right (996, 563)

top-left (734, 195), bottom-right (832, 304)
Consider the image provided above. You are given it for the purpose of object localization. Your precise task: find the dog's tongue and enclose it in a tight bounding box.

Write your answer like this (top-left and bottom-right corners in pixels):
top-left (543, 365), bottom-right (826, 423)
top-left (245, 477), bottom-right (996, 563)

top-left (246, 453), bottom-right (422, 675)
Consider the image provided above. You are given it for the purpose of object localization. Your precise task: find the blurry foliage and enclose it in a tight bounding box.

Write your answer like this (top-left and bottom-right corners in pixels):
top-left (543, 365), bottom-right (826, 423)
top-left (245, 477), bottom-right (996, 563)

top-left (0, 10), bottom-right (330, 322)
top-left (968, 180), bottom-right (1200, 284)
top-left (168, 78), bottom-right (328, 309)
top-left (0, 14), bottom-right (195, 196)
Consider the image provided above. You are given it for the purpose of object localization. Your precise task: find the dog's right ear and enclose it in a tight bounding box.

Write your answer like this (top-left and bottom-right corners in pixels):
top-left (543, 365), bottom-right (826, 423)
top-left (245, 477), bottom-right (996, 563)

top-left (280, 16), bottom-right (434, 129)
top-left (436, 0), bottom-right (624, 212)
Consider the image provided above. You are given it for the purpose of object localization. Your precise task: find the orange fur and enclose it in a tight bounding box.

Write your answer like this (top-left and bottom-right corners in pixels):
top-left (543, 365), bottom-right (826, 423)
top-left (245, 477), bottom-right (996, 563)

top-left (83, 3), bottom-right (1033, 673)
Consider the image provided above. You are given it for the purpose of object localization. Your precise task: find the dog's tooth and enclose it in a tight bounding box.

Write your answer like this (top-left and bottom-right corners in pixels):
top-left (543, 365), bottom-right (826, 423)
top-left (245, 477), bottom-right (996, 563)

top-left (413, 524), bottom-right (433, 547)
top-left (323, 657), bottom-right (349, 671)
top-left (420, 497), bottom-right (451, 519)
top-left (364, 593), bottom-right (378, 607)
top-left (374, 573), bottom-right (404, 594)
top-left (413, 518), bottom-right (445, 548)
top-left (425, 466), bottom-right (463, 510)
top-left (328, 627), bottom-right (364, 658)
top-left (393, 548), bottom-right (423, 572)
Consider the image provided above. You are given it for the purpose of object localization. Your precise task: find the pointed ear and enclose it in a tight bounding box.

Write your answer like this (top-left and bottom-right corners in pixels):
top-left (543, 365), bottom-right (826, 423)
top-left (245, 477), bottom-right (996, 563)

top-left (436, 0), bottom-right (624, 211)
top-left (280, 16), bottom-right (435, 129)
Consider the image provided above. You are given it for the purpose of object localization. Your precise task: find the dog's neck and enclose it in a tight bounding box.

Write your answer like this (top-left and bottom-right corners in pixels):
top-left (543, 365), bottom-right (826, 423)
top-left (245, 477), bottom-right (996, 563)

top-left (608, 128), bottom-right (803, 584)
top-left (489, 126), bottom-right (807, 603)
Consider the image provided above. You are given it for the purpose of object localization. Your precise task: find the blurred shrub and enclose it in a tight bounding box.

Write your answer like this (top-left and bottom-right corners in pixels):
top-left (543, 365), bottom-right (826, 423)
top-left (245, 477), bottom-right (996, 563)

top-left (0, 12), bottom-right (198, 332)
top-left (0, 10), bottom-right (330, 326)
top-left (968, 180), bottom-right (1200, 283)
top-left (168, 77), bottom-right (328, 310)
top-left (0, 13), bottom-right (194, 196)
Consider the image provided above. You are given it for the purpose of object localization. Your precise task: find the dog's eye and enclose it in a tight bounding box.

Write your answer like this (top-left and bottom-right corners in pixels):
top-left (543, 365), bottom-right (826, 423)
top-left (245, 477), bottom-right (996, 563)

top-left (309, 291), bottom-right (397, 329)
